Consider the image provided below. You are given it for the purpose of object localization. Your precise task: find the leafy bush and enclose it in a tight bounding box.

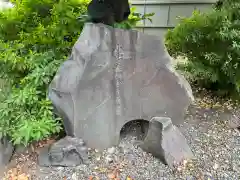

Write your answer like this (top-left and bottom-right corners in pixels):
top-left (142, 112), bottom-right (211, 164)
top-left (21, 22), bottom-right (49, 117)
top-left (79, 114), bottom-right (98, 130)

top-left (114, 7), bottom-right (154, 29)
top-left (166, 0), bottom-right (240, 97)
top-left (0, 0), bottom-right (89, 145)
top-left (0, 51), bottom-right (63, 145)
top-left (0, 0), bottom-right (154, 146)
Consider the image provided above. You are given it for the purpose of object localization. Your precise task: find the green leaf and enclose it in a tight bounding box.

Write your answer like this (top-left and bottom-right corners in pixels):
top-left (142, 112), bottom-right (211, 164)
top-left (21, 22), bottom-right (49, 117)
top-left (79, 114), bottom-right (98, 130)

top-left (0, 0), bottom-right (155, 145)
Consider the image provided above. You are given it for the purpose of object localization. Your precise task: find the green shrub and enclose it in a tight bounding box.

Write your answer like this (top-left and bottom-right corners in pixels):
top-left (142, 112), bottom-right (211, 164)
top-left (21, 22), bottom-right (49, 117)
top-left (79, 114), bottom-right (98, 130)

top-left (0, 0), bottom-right (154, 146)
top-left (165, 0), bottom-right (240, 97)
top-left (0, 51), bottom-right (63, 145)
top-left (114, 7), bottom-right (154, 29)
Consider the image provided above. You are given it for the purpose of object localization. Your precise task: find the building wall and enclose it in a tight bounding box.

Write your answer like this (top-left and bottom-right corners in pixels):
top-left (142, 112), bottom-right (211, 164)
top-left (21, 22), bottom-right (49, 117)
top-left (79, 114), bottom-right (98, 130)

top-left (0, 0), bottom-right (14, 10)
top-left (130, 0), bottom-right (218, 37)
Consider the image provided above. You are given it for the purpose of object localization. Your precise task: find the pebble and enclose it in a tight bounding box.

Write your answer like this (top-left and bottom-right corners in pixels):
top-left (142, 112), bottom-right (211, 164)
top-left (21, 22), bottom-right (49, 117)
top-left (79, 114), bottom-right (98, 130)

top-left (105, 155), bottom-right (114, 163)
top-left (107, 173), bottom-right (116, 179)
top-left (71, 173), bottom-right (77, 180)
top-left (96, 156), bottom-right (101, 161)
top-left (94, 149), bottom-right (99, 153)
top-left (107, 147), bottom-right (116, 154)
top-left (213, 163), bottom-right (219, 170)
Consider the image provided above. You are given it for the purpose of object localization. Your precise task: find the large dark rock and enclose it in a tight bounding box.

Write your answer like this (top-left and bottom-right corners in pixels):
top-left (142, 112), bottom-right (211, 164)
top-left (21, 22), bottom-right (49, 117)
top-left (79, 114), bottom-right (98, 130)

top-left (87, 0), bottom-right (130, 25)
top-left (0, 136), bottom-right (14, 168)
top-left (48, 23), bottom-right (194, 151)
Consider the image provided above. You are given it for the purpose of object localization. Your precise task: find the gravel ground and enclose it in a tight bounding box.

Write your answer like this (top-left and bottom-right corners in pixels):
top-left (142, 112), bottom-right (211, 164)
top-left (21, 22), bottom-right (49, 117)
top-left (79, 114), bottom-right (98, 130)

top-left (3, 94), bottom-right (240, 180)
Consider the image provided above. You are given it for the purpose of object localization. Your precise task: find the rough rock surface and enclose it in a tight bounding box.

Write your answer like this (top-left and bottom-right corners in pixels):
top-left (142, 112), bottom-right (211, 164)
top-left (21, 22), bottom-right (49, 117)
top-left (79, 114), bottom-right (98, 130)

top-left (38, 136), bottom-right (88, 167)
top-left (228, 111), bottom-right (240, 129)
top-left (49, 23), bottom-right (194, 151)
top-left (0, 136), bottom-right (13, 168)
top-left (139, 117), bottom-right (193, 167)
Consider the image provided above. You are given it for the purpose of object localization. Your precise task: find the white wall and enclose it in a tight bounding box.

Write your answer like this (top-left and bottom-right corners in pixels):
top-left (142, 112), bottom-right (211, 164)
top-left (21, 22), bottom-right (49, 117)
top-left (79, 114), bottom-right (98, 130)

top-left (130, 0), bottom-right (218, 36)
top-left (0, 0), bottom-right (14, 10)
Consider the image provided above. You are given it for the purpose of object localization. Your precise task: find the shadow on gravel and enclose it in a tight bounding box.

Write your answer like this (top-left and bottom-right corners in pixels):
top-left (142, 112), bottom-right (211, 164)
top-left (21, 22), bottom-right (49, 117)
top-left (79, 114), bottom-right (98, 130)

top-left (120, 120), bottom-right (149, 141)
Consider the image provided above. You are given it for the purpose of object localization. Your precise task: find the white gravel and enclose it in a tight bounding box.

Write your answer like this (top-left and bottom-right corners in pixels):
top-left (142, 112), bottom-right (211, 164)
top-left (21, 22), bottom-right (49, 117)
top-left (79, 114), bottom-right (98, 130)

top-left (31, 105), bottom-right (240, 180)
top-left (4, 102), bottom-right (240, 180)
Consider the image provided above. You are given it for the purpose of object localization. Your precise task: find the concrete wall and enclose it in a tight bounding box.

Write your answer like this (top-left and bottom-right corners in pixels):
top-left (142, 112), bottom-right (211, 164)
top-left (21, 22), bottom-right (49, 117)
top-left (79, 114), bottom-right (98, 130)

top-left (0, 0), bottom-right (13, 10)
top-left (130, 0), bottom-right (218, 37)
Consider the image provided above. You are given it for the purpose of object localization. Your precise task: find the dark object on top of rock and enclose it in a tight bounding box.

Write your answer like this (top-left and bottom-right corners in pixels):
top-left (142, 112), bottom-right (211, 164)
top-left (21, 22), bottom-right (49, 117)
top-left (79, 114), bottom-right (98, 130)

top-left (215, 0), bottom-right (224, 10)
top-left (87, 0), bottom-right (130, 25)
